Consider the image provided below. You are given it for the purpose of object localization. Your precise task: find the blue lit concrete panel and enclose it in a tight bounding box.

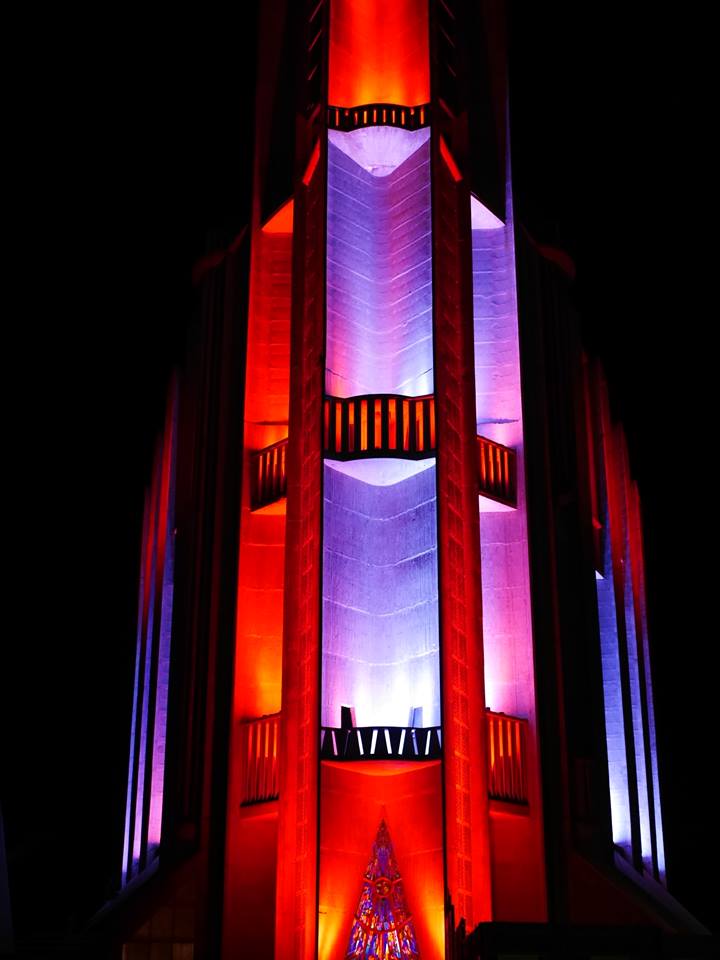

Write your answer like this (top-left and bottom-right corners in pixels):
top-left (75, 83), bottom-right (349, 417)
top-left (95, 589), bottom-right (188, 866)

top-left (470, 196), bottom-right (534, 720)
top-left (322, 459), bottom-right (440, 729)
top-left (596, 546), bottom-right (633, 857)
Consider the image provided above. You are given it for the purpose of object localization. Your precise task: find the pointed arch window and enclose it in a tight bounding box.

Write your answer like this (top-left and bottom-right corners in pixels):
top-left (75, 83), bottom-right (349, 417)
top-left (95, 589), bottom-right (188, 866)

top-left (346, 819), bottom-right (420, 959)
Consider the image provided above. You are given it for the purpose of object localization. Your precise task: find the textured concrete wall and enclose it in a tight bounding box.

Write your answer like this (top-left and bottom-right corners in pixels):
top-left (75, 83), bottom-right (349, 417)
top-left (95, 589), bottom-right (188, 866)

top-left (471, 204), bottom-right (534, 719)
top-left (234, 227), bottom-right (292, 721)
top-left (326, 129), bottom-right (433, 398)
top-left (471, 192), bottom-right (548, 919)
top-left (322, 460), bottom-right (440, 729)
top-left (596, 537), bottom-right (633, 855)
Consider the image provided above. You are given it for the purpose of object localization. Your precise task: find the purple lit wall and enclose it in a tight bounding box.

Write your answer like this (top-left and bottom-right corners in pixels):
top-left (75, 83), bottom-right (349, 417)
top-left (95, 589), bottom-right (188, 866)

top-left (122, 499), bottom-right (150, 884)
top-left (131, 470), bottom-right (159, 872)
top-left (322, 124), bottom-right (439, 731)
top-left (470, 193), bottom-right (535, 720)
top-left (593, 371), bottom-right (665, 879)
top-left (122, 387), bottom-right (178, 884)
top-left (326, 128), bottom-right (433, 398)
top-left (322, 459), bottom-right (440, 729)
top-left (595, 520), bottom-right (633, 855)
top-left (147, 401), bottom-right (178, 850)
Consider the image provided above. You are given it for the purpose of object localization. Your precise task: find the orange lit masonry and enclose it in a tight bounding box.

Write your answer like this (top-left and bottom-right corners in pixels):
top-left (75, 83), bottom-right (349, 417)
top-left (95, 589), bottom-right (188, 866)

top-left (329, 0), bottom-right (429, 106)
top-left (123, 382), bottom-right (178, 884)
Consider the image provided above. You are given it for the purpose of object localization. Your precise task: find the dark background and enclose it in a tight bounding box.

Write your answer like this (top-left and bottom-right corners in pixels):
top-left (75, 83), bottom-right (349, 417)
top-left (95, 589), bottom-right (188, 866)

top-left (6, 1), bottom-right (713, 948)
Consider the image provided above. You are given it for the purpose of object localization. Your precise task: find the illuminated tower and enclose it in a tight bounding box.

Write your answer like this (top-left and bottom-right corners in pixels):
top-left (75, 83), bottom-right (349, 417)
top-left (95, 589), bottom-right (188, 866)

top-left (236, 4), bottom-right (543, 957)
top-left (110, 2), bottom-right (708, 958)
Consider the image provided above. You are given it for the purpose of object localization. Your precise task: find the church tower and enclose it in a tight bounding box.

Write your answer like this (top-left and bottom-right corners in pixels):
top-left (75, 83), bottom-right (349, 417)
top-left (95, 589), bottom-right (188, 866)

top-left (222, 2), bottom-right (543, 957)
top-left (113, 2), bottom-right (701, 958)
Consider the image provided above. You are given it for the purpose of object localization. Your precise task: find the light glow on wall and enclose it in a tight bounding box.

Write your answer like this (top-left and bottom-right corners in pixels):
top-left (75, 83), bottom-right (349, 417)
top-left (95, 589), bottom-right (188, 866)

top-left (147, 393), bottom-right (178, 850)
top-left (122, 499), bottom-right (149, 884)
top-left (329, 127), bottom-right (428, 177)
top-left (262, 198), bottom-right (294, 234)
top-left (224, 189), bottom-right (294, 959)
top-left (595, 513), bottom-right (633, 855)
top-left (122, 384), bottom-right (178, 883)
top-left (233, 220), bottom-right (292, 722)
top-left (329, 0), bottom-right (429, 108)
top-left (322, 119), bottom-right (439, 733)
top-left (618, 435), bottom-right (653, 870)
top-left (325, 456), bottom-right (432, 487)
top-left (470, 193), bottom-right (534, 719)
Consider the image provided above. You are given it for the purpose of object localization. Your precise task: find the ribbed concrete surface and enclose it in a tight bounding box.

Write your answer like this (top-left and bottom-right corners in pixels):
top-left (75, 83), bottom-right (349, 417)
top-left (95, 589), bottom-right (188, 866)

top-left (322, 460), bottom-right (440, 729)
top-left (326, 130), bottom-right (433, 398)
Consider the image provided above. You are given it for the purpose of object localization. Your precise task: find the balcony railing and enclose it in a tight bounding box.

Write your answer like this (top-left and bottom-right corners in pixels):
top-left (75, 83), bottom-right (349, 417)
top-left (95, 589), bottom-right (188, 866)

top-left (238, 711), bottom-right (527, 804)
top-left (240, 713), bottom-right (280, 805)
top-left (320, 725), bottom-right (442, 760)
top-left (477, 435), bottom-right (517, 508)
top-left (327, 102), bottom-right (430, 132)
top-left (250, 438), bottom-right (288, 511)
top-left (324, 394), bottom-right (436, 460)
top-left (251, 428), bottom-right (517, 509)
top-left (486, 710), bottom-right (528, 804)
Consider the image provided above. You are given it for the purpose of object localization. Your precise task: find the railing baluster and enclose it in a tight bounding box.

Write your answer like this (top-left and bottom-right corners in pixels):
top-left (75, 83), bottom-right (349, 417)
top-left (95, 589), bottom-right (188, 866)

top-left (240, 713), bottom-right (281, 805)
top-left (486, 710), bottom-right (528, 805)
top-left (319, 724), bottom-right (442, 761)
top-left (314, 394), bottom-right (449, 464)
top-left (250, 438), bottom-right (289, 510)
top-left (327, 101), bottom-right (431, 132)
top-left (476, 435), bottom-right (517, 508)
top-left (242, 709), bottom-right (526, 804)
top-left (322, 393), bottom-right (436, 461)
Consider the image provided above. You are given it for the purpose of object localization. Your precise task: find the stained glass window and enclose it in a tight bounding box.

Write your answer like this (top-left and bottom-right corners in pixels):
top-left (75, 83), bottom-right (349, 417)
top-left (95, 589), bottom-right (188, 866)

top-left (346, 819), bottom-right (420, 960)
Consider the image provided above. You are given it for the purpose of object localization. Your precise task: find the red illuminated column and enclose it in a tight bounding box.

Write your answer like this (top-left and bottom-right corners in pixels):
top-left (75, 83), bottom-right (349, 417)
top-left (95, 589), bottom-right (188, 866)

top-left (432, 132), bottom-right (492, 924)
top-left (274, 109), bottom-right (327, 960)
top-left (328, 0), bottom-right (429, 106)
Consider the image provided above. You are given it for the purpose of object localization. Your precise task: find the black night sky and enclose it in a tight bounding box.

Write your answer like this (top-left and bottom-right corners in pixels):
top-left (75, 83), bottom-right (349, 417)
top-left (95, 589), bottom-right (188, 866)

top-left (7, 1), bottom-right (713, 951)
